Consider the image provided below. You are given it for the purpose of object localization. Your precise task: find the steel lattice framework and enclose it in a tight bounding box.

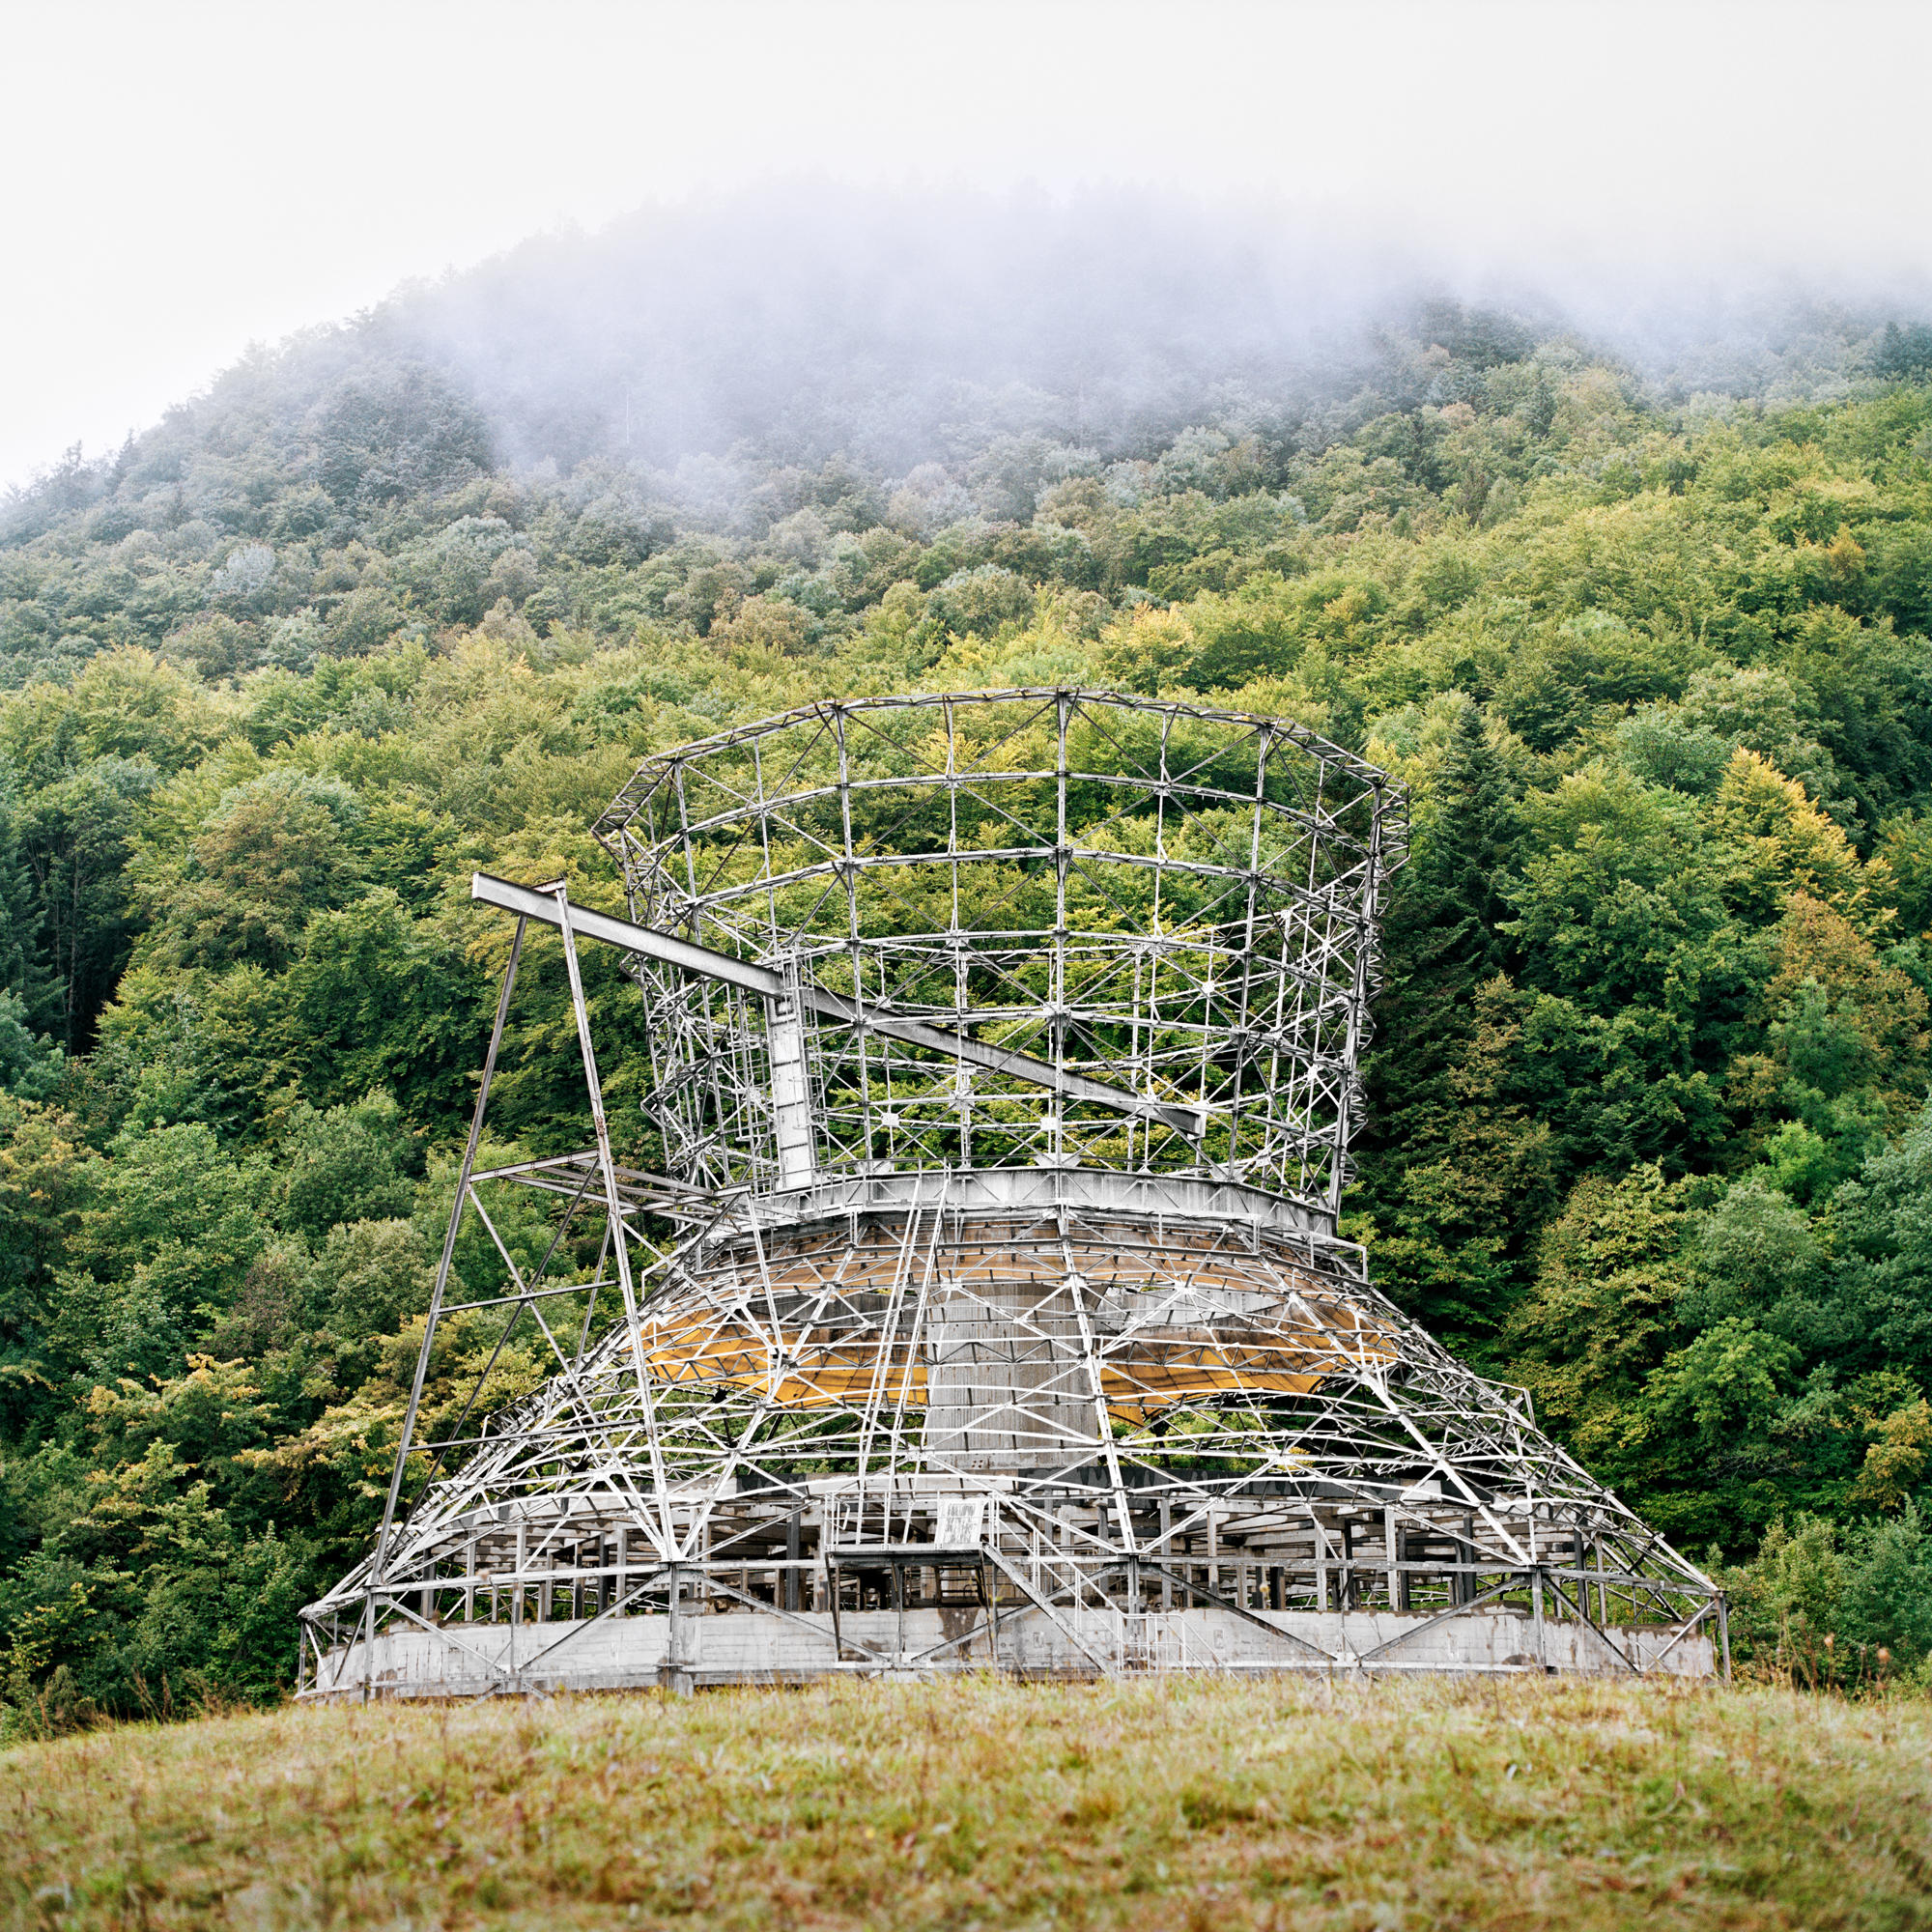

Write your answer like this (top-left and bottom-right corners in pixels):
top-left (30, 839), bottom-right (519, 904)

top-left (300, 691), bottom-right (1724, 1696)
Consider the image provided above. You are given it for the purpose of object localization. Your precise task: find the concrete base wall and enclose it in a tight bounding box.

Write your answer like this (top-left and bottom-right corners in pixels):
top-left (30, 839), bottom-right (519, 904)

top-left (305, 1601), bottom-right (1714, 1698)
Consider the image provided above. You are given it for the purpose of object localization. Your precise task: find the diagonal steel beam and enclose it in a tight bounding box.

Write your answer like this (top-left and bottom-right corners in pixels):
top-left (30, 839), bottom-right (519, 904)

top-left (472, 871), bottom-right (1210, 1138)
top-left (983, 1547), bottom-right (1118, 1674)
top-left (361, 910), bottom-right (527, 1699)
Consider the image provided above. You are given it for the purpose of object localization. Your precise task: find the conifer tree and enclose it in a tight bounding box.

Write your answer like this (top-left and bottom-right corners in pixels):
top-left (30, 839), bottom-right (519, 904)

top-left (1364, 700), bottom-right (1520, 1158)
top-left (1352, 699), bottom-right (1536, 1344)
top-left (0, 764), bottom-right (52, 1028)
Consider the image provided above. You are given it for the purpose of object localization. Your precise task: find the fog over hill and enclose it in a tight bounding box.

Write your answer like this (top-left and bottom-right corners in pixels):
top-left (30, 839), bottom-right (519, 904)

top-left (390, 189), bottom-right (1414, 475)
top-left (13, 187), bottom-right (1929, 525)
top-left (399, 189), bottom-right (1932, 472)
top-left (5, 187), bottom-right (1928, 700)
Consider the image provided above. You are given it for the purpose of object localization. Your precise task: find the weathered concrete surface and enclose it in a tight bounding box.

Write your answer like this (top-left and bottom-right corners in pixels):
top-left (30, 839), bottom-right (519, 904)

top-left (306, 1601), bottom-right (1713, 1698)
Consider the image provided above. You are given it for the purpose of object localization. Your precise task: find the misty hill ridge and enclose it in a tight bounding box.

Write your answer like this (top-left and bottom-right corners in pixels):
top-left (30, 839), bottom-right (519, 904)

top-left (6, 191), bottom-right (1931, 695)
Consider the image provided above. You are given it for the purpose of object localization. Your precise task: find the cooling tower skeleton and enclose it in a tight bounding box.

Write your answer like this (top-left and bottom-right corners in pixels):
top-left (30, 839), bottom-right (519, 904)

top-left (299, 690), bottom-right (1725, 1695)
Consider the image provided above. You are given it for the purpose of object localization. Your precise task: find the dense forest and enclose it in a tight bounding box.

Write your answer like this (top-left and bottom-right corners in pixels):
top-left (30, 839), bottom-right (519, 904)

top-left (6, 214), bottom-right (1932, 1721)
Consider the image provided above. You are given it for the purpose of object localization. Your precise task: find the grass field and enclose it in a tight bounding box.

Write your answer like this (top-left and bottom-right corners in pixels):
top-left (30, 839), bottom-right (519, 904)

top-left (3, 1677), bottom-right (1929, 1930)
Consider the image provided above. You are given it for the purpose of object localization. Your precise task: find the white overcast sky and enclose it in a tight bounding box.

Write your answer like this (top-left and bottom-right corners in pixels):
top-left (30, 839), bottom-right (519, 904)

top-left (4, 0), bottom-right (1929, 491)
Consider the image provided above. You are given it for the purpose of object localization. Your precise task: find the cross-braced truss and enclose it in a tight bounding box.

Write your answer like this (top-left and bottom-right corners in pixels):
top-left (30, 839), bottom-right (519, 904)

top-left (300, 692), bottom-right (1725, 1695)
top-left (599, 689), bottom-right (1400, 1212)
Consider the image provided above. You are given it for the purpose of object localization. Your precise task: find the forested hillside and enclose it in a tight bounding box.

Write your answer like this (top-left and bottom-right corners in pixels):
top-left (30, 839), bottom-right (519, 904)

top-left (5, 255), bottom-right (1932, 1721)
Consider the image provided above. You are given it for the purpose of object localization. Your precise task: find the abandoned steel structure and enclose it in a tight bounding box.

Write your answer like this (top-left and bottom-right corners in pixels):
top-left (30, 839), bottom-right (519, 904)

top-left (299, 689), bottom-right (1725, 1695)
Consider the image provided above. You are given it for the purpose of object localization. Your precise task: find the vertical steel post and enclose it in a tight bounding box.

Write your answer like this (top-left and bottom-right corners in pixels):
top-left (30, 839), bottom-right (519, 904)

top-left (552, 884), bottom-right (674, 1557)
top-left (1159, 1497), bottom-right (1173, 1611)
top-left (767, 977), bottom-right (816, 1189)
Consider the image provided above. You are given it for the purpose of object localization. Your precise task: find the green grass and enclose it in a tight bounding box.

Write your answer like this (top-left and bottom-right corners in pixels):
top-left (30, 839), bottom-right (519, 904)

top-left (4, 1678), bottom-right (1930, 1929)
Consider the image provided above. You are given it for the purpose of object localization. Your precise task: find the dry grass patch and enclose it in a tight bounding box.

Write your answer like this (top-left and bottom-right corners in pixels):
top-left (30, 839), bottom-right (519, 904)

top-left (3, 1676), bottom-right (1929, 1929)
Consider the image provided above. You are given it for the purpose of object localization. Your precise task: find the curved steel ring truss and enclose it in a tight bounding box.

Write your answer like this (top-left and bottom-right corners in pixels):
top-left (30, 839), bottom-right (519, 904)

top-left (596, 689), bottom-right (1404, 1216)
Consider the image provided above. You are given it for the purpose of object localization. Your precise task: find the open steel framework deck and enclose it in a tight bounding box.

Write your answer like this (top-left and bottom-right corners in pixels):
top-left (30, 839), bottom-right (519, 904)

top-left (299, 690), bottom-right (1725, 1695)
